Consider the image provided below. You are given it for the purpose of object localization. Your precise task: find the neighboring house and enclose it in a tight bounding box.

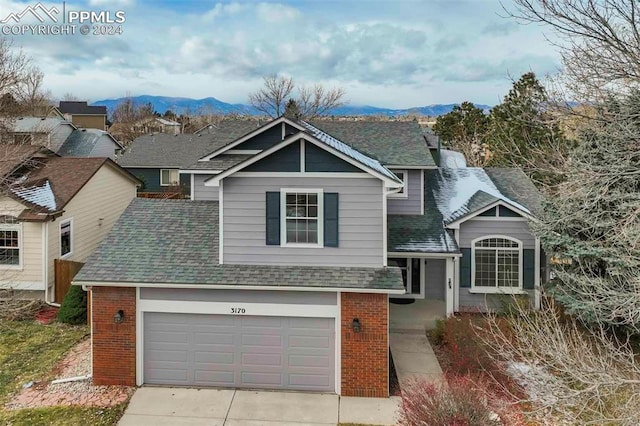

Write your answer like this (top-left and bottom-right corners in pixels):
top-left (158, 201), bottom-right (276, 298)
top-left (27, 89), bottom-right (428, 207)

top-left (134, 117), bottom-right (182, 135)
top-left (0, 144), bottom-right (140, 303)
top-left (57, 128), bottom-right (123, 160)
top-left (58, 101), bottom-right (108, 131)
top-left (6, 116), bottom-right (76, 151)
top-left (118, 120), bottom-right (259, 194)
top-left (74, 116), bottom-right (544, 399)
top-left (3, 116), bottom-right (121, 160)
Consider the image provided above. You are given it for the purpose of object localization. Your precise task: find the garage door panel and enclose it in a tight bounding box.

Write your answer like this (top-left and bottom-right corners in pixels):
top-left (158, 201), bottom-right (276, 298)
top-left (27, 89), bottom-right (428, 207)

top-left (241, 371), bottom-right (283, 386)
top-left (242, 352), bottom-right (282, 366)
top-left (144, 312), bottom-right (334, 391)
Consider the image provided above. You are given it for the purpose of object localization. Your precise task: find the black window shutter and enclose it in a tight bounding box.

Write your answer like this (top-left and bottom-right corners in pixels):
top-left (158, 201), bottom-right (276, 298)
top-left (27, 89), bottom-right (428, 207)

top-left (460, 248), bottom-right (471, 288)
top-left (265, 192), bottom-right (280, 245)
top-left (324, 192), bottom-right (339, 247)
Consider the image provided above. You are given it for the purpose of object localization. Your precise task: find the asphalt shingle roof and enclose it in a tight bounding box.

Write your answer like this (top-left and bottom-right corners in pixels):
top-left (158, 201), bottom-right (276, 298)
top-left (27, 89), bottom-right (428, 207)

top-left (387, 167), bottom-right (541, 254)
top-left (118, 120), bottom-right (260, 168)
top-left (59, 101), bottom-right (107, 115)
top-left (186, 154), bottom-right (255, 171)
top-left (57, 129), bottom-right (122, 157)
top-left (75, 198), bottom-right (404, 291)
top-left (308, 120), bottom-right (435, 167)
top-left (11, 117), bottom-right (72, 133)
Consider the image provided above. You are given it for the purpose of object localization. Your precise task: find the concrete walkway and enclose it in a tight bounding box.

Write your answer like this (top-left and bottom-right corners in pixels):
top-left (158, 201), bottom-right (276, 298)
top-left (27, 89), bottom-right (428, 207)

top-left (118, 387), bottom-right (401, 425)
top-left (389, 332), bottom-right (443, 386)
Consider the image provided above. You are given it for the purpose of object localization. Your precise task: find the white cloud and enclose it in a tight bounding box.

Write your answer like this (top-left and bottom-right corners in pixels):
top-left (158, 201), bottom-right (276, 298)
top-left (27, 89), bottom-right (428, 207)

top-left (88, 0), bottom-right (134, 6)
top-left (256, 2), bottom-right (301, 23)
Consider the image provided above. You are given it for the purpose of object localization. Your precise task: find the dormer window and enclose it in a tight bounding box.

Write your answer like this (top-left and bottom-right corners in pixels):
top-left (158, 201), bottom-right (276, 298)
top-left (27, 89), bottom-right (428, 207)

top-left (389, 170), bottom-right (408, 198)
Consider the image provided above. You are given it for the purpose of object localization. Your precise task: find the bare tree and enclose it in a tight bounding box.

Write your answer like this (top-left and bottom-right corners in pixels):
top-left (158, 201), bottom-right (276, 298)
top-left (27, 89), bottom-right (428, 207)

top-left (480, 301), bottom-right (640, 425)
top-left (248, 74), bottom-right (345, 119)
top-left (15, 66), bottom-right (52, 116)
top-left (506, 0), bottom-right (640, 102)
top-left (248, 74), bottom-right (295, 118)
top-left (62, 92), bottom-right (79, 101)
top-left (297, 83), bottom-right (345, 118)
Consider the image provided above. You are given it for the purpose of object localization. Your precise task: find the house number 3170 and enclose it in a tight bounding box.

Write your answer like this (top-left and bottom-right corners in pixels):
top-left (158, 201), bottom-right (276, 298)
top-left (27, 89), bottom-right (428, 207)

top-left (231, 307), bottom-right (246, 314)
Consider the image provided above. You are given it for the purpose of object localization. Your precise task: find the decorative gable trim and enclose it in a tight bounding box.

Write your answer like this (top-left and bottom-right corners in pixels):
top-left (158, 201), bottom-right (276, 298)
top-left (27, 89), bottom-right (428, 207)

top-left (198, 116), bottom-right (305, 161)
top-left (445, 199), bottom-right (536, 229)
top-left (204, 132), bottom-right (403, 188)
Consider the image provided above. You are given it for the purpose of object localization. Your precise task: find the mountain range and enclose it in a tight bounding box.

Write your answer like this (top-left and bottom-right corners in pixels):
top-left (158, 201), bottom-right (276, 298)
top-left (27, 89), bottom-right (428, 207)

top-left (91, 95), bottom-right (491, 117)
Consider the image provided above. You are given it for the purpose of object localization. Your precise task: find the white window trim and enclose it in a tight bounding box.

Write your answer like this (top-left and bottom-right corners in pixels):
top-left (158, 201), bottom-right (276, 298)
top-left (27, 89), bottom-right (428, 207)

top-left (388, 169), bottom-right (408, 199)
top-left (160, 169), bottom-right (179, 186)
top-left (60, 218), bottom-right (74, 259)
top-left (470, 235), bottom-right (523, 293)
top-left (280, 188), bottom-right (324, 248)
top-left (0, 222), bottom-right (22, 270)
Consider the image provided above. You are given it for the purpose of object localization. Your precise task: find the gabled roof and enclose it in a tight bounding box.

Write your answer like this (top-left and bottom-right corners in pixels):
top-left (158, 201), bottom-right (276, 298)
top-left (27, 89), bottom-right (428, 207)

top-left (119, 120), bottom-right (260, 169)
top-left (74, 198), bottom-right (404, 292)
top-left (57, 128), bottom-right (123, 157)
top-left (308, 119), bottom-right (435, 167)
top-left (5, 157), bottom-right (139, 220)
top-left (58, 101), bottom-right (107, 116)
top-left (183, 154), bottom-right (254, 172)
top-left (300, 121), bottom-right (399, 181)
top-left (10, 117), bottom-right (75, 133)
top-left (205, 130), bottom-right (402, 187)
top-left (429, 168), bottom-right (541, 226)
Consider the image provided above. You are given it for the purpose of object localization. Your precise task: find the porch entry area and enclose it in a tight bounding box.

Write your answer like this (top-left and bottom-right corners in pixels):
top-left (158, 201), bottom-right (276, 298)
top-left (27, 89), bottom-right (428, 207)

top-left (388, 256), bottom-right (455, 332)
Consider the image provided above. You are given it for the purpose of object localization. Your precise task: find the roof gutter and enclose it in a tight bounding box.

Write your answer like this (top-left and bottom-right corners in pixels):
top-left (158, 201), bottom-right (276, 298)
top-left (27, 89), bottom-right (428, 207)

top-left (75, 281), bottom-right (406, 295)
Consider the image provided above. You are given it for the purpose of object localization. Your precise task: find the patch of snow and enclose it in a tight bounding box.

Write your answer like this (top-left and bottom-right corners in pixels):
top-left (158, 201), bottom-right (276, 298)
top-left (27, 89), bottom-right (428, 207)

top-left (440, 149), bottom-right (467, 168)
top-left (11, 180), bottom-right (57, 211)
top-left (394, 233), bottom-right (457, 253)
top-left (507, 361), bottom-right (561, 406)
top-left (433, 168), bottom-right (530, 222)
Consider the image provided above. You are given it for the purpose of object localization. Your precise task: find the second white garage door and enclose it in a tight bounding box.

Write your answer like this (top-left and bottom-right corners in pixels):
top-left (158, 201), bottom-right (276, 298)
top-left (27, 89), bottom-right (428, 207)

top-left (143, 312), bottom-right (335, 392)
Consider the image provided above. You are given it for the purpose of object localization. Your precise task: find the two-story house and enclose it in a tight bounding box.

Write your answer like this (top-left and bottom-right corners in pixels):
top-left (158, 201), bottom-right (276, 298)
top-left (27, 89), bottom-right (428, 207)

top-left (0, 144), bottom-right (139, 303)
top-left (75, 116), bottom-right (543, 398)
top-left (58, 101), bottom-right (108, 131)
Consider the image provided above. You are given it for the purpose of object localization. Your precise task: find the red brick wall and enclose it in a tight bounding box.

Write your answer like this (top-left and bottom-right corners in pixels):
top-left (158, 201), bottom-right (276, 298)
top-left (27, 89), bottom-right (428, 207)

top-left (341, 292), bottom-right (388, 397)
top-left (91, 286), bottom-right (136, 386)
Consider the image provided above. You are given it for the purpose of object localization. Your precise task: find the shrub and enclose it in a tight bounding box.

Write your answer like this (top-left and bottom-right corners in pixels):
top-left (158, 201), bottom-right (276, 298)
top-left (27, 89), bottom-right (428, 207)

top-left (397, 375), bottom-right (496, 426)
top-left (57, 285), bottom-right (87, 325)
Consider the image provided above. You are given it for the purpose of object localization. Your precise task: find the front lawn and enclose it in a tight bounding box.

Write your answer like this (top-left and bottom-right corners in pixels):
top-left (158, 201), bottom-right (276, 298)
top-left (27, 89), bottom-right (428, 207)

top-left (0, 319), bottom-right (127, 425)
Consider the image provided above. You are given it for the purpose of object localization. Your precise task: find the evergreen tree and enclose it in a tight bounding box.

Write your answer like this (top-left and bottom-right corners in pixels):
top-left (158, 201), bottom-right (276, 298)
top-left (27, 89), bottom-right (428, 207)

top-left (432, 102), bottom-right (489, 166)
top-left (533, 93), bottom-right (640, 331)
top-left (284, 99), bottom-right (301, 121)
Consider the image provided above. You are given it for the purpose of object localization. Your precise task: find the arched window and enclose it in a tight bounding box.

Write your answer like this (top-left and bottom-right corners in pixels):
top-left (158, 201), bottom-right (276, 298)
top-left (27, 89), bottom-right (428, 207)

top-left (471, 236), bottom-right (522, 291)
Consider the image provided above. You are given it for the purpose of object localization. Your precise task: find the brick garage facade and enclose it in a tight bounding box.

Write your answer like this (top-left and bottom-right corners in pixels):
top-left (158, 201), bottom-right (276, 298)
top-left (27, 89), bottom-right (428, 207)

top-left (341, 292), bottom-right (388, 397)
top-left (91, 286), bottom-right (136, 386)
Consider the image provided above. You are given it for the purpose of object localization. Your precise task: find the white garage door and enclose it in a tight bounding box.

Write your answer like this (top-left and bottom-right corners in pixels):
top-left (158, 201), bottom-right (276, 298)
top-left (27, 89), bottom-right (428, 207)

top-left (143, 312), bottom-right (335, 392)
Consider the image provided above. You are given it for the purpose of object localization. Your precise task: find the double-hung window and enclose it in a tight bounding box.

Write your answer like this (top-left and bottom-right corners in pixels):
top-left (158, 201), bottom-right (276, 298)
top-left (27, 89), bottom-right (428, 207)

top-left (472, 236), bottom-right (522, 291)
top-left (282, 189), bottom-right (323, 246)
top-left (0, 223), bottom-right (21, 268)
top-left (160, 169), bottom-right (179, 186)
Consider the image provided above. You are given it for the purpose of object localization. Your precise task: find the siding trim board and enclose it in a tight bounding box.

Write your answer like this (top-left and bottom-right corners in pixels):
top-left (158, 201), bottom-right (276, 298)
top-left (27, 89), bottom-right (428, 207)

top-left (446, 200), bottom-right (535, 229)
top-left (205, 132), bottom-right (402, 189)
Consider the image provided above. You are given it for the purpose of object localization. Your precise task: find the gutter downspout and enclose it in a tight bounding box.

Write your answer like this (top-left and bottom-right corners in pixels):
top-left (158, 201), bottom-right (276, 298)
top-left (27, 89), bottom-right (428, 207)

top-left (43, 222), bottom-right (60, 307)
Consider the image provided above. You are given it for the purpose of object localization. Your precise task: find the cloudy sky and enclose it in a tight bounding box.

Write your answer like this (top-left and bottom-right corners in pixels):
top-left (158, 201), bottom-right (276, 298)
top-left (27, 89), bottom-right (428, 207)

top-left (0, 0), bottom-right (561, 108)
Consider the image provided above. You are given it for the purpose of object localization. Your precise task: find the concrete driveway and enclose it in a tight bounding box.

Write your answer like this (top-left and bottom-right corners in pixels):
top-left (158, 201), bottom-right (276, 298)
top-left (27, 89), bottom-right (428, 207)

top-left (118, 387), bottom-right (401, 425)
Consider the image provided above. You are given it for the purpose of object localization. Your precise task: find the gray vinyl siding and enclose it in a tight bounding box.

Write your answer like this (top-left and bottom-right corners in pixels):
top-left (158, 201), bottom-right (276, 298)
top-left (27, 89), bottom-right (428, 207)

top-left (193, 174), bottom-right (218, 201)
top-left (459, 219), bottom-right (535, 248)
top-left (388, 169), bottom-right (422, 215)
top-left (424, 259), bottom-right (445, 300)
top-left (49, 123), bottom-right (74, 151)
top-left (459, 290), bottom-right (534, 312)
top-left (140, 288), bottom-right (336, 305)
top-left (88, 135), bottom-right (120, 159)
top-left (223, 176), bottom-right (384, 267)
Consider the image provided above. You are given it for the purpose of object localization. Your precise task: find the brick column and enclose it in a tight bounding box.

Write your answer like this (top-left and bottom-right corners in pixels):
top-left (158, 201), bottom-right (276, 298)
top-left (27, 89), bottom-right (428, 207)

top-left (91, 286), bottom-right (136, 386)
top-left (341, 292), bottom-right (388, 397)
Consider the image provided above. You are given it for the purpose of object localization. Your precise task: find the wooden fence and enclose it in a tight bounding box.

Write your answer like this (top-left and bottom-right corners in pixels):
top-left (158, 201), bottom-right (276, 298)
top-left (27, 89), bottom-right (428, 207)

top-left (54, 259), bottom-right (85, 304)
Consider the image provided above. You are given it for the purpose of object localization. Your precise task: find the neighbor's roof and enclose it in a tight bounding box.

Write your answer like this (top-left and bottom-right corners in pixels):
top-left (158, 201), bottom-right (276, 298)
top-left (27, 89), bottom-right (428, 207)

top-left (185, 154), bottom-right (254, 171)
top-left (74, 198), bottom-right (404, 292)
top-left (58, 101), bottom-right (107, 116)
top-left (10, 116), bottom-right (73, 133)
top-left (300, 121), bottom-right (401, 182)
top-left (430, 168), bottom-right (542, 224)
top-left (57, 128), bottom-right (122, 157)
top-left (6, 157), bottom-right (138, 219)
top-left (308, 120), bottom-right (435, 167)
top-left (0, 144), bottom-right (50, 178)
top-left (155, 117), bottom-right (180, 126)
top-left (119, 120), bottom-right (260, 169)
